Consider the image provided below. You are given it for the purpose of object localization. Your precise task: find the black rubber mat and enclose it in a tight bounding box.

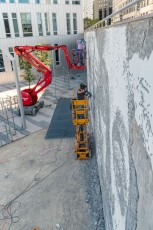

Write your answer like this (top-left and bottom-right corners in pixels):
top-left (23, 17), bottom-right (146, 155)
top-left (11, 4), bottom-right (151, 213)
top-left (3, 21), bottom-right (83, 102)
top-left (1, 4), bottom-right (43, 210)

top-left (45, 98), bottom-right (75, 139)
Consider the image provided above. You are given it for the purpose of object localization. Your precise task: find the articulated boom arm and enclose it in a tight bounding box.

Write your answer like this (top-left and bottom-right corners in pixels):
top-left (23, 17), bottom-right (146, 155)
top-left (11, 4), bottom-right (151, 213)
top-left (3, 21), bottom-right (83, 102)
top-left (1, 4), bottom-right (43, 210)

top-left (14, 45), bottom-right (85, 106)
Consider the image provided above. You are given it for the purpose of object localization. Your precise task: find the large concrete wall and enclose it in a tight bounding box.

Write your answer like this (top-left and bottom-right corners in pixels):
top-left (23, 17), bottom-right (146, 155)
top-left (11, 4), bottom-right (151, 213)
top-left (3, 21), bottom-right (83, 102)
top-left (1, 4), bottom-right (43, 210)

top-left (85, 16), bottom-right (153, 230)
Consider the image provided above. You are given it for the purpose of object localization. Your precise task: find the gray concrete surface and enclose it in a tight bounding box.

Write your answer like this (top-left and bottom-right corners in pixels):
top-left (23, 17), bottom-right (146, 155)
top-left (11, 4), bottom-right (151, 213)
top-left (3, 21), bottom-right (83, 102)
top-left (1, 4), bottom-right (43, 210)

top-left (85, 15), bottom-right (153, 230)
top-left (0, 128), bottom-right (104, 230)
top-left (0, 129), bottom-right (91, 230)
top-left (0, 70), bottom-right (105, 230)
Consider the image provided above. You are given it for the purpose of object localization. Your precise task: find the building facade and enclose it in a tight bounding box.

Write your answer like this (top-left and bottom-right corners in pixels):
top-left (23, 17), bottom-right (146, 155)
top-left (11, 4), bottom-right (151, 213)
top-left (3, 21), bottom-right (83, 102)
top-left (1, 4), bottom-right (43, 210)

top-left (84, 0), bottom-right (94, 19)
top-left (93, 0), bottom-right (112, 20)
top-left (0, 0), bottom-right (83, 84)
top-left (113, 0), bottom-right (153, 22)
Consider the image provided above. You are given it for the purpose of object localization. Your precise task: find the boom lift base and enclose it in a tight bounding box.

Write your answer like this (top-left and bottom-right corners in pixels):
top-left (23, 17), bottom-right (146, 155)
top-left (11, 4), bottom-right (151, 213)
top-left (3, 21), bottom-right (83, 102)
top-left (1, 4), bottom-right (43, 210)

top-left (17, 100), bottom-right (44, 116)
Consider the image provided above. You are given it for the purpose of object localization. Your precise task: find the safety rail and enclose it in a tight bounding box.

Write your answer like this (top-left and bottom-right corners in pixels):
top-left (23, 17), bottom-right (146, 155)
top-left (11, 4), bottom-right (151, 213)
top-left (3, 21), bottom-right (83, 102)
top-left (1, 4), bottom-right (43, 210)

top-left (85, 0), bottom-right (144, 32)
top-left (0, 47), bottom-right (26, 129)
top-left (0, 96), bottom-right (18, 146)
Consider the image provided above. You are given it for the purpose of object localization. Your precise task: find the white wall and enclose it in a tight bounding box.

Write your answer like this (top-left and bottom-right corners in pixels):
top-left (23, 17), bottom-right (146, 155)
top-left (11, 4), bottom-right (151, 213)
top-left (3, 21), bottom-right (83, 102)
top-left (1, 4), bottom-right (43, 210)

top-left (0, 0), bottom-right (84, 83)
top-left (85, 16), bottom-right (153, 230)
top-left (0, 1), bottom-right (83, 38)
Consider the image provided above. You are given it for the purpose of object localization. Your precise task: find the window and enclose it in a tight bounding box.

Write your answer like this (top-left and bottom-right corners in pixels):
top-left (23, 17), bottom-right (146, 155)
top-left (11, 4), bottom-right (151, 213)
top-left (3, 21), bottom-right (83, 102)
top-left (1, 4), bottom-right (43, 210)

top-left (120, 14), bottom-right (123, 21)
top-left (52, 13), bottom-right (57, 35)
top-left (45, 0), bottom-right (50, 3)
top-left (72, 1), bottom-right (80, 4)
top-left (66, 13), bottom-right (71, 35)
top-left (9, 47), bottom-right (14, 70)
top-left (99, 10), bottom-right (102, 20)
top-left (12, 13), bottom-right (19, 37)
top-left (0, 50), bottom-right (5, 72)
top-left (53, 0), bottom-right (57, 3)
top-left (35, 0), bottom-right (40, 3)
top-left (54, 44), bottom-right (60, 65)
top-left (109, 7), bottom-right (112, 15)
top-left (10, 0), bottom-right (15, 3)
top-left (65, 0), bottom-right (69, 3)
top-left (45, 13), bottom-right (50, 35)
top-left (0, 0), bottom-right (5, 2)
top-left (21, 13), bottom-right (33, 37)
top-left (37, 13), bottom-right (43, 36)
top-left (3, 13), bottom-right (11, 38)
top-left (136, 2), bottom-right (140, 10)
top-left (73, 13), bottom-right (77, 34)
top-left (19, 0), bottom-right (29, 2)
top-left (104, 8), bottom-right (107, 18)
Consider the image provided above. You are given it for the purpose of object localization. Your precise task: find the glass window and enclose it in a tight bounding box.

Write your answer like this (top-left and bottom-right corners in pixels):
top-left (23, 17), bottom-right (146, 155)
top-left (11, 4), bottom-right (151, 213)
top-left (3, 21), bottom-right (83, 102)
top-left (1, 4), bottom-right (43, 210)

top-left (10, 0), bottom-right (15, 3)
top-left (66, 13), bottom-right (71, 35)
top-left (73, 13), bottom-right (77, 34)
top-left (20, 13), bottom-right (33, 37)
top-left (0, 50), bottom-right (5, 72)
top-left (53, 0), bottom-right (57, 3)
top-left (19, 0), bottom-right (29, 3)
top-left (3, 13), bottom-right (11, 38)
top-left (54, 44), bottom-right (60, 65)
top-left (72, 1), bottom-right (80, 4)
top-left (45, 0), bottom-right (50, 3)
top-left (65, 0), bottom-right (69, 4)
top-left (9, 47), bottom-right (14, 70)
top-left (0, 0), bottom-right (6, 2)
top-left (44, 13), bottom-right (50, 35)
top-left (52, 13), bottom-right (57, 35)
top-left (35, 0), bottom-right (40, 3)
top-left (12, 13), bottom-right (19, 37)
top-left (37, 13), bottom-right (43, 36)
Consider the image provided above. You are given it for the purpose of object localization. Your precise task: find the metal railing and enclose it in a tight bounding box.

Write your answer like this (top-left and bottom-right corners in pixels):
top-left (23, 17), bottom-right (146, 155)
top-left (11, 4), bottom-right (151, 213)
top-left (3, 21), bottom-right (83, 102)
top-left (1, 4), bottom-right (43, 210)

top-left (0, 96), bottom-right (18, 146)
top-left (0, 47), bottom-right (26, 129)
top-left (85, 0), bottom-right (143, 32)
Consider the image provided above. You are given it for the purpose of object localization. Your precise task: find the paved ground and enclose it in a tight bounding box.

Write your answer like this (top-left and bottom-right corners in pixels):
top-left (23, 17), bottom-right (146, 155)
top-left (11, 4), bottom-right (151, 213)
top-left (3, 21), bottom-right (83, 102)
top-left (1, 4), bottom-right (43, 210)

top-left (0, 71), bottom-right (105, 230)
top-left (0, 129), bottom-right (91, 230)
top-left (0, 72), bottom-right (86, 146)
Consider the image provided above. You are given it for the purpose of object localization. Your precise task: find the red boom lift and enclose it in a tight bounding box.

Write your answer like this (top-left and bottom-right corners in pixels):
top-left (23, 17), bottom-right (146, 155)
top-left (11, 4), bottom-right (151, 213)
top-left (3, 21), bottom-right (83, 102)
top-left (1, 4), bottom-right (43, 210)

top-left (14, 45), bottom-right (86, 115)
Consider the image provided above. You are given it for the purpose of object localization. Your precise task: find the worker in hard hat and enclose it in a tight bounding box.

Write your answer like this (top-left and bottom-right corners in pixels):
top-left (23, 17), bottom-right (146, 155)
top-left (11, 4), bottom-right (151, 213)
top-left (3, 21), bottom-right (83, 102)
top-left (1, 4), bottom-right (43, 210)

top-left (77, 83), bottom-right (91, 100)
top-left (77, 86), bottom-right (86, 100)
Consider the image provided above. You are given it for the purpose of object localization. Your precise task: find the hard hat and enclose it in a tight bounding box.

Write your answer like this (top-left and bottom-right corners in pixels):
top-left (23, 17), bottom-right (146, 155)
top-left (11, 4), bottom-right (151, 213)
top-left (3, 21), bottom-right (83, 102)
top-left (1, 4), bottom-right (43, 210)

top-left (80, 83), bottom-right (87, 89)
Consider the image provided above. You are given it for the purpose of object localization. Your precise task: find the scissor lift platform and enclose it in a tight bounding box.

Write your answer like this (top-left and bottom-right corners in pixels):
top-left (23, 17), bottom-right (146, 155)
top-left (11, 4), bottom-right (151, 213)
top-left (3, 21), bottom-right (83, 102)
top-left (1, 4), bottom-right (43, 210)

top-left (71, 98), bottom-right (90, 160)
top-left (71, 99), bottom-right (89, 125)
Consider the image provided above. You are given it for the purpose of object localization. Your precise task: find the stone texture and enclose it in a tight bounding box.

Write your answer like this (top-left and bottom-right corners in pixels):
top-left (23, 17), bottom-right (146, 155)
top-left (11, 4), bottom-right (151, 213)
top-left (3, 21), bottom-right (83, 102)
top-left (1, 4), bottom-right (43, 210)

top-left (85, 15), bottom-right (153, 230)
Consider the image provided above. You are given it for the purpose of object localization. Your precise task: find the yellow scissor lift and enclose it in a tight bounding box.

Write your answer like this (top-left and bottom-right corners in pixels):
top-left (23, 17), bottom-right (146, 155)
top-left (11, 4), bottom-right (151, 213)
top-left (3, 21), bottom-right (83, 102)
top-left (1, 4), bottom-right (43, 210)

top-left (71, 98), bottom-right (90, 160)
